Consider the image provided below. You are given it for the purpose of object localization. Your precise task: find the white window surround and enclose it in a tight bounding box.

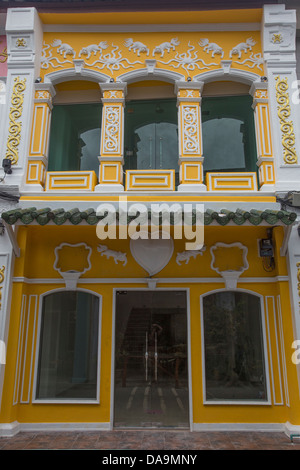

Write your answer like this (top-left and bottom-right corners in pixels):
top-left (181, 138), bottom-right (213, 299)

top-left (200, 288), bottom-right (272, 406)
top-left (32, 288), bottom-right (102, 405)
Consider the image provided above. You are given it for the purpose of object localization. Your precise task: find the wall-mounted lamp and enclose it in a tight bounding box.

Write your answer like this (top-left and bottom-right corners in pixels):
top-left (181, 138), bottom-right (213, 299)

top-left (2, 159), bottom-right (12, 175)
top-left (109, 77), bottom-right (115, 83)
top-left (261, 76), bottom-right (268, 82)
top-left (35, 77), bottom-right (42, 83)
top-left (0, 159), bottom-right (12, 183)
top-left (187, 76), bottom-right (192, 82)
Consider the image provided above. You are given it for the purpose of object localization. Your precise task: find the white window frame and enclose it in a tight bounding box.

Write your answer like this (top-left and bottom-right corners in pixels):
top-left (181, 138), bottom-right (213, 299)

top-left (32, 288), bottom-right (102, 405)
top-left (200, 288), bottom-right (271, 405)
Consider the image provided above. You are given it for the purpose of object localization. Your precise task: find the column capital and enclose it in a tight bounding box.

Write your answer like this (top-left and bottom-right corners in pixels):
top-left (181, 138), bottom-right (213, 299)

top-left (250, 81), bottom-right (269, 106)
top-left (99, 81), bottom-right (127, 95)
top-left (175, 80), bottom-right (204, 93)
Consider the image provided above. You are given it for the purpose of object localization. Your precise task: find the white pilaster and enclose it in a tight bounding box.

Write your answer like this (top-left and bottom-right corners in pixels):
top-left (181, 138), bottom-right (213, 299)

top-left (0, 8), bottom-right (43, 189)
top-left (263, 4), bottom-right (300, 192)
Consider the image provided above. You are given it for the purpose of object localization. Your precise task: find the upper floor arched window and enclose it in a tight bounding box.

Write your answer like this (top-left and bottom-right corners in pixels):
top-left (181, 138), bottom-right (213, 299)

top-left (201, 81), bottom-right (258, 176)
top-left (124, 80), bottom-right (179, 185)
top-left (47, 80), bottom-right (102, 175)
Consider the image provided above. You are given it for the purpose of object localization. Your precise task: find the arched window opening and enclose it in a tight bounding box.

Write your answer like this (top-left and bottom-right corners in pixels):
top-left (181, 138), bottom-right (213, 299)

top-left (47, 80), bottom-right (102, 175)
top-left (202, 291), bottom-right (267, 402)
top-left (36, 290), bottom-right (100, 401)
top-left (201, 81), bottom-right (257, 176)
top-left (124, 81), bottom-right (179, 185)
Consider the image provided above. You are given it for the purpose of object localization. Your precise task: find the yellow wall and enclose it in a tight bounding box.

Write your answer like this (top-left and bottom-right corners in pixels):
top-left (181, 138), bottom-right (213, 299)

top-left (1, 223), bottom-right (299, 427)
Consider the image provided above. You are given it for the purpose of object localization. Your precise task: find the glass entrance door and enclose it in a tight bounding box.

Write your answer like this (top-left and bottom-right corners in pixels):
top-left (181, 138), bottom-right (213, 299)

top-left (114, 290), bottom-right (189, 428)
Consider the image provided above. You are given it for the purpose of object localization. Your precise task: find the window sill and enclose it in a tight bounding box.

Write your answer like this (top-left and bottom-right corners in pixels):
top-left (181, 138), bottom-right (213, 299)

top-left (32, 399), bottom-right (100, 405)
top-left (203, 399), bottom-right (271, 406)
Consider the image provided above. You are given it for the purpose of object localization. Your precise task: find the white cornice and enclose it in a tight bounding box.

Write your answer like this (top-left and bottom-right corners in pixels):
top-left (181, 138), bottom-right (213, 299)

top-left (43, 23), bottom-right (261, 34)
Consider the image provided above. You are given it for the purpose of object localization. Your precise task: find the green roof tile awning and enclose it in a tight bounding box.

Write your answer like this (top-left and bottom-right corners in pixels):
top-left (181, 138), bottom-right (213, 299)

top-left (1, 207), bottom-right (297, 227)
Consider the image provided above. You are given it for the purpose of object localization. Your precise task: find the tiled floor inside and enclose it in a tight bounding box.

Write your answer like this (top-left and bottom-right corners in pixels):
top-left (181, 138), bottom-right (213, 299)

top-left (0, 430), bottom-right (299, 450)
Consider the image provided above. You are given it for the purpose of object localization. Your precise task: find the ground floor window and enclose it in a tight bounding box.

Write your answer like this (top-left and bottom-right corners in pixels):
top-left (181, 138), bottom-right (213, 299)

top-left (202, 291), bottom-right (267, 402)
top-left (35, 290), bottom-right (100, 401)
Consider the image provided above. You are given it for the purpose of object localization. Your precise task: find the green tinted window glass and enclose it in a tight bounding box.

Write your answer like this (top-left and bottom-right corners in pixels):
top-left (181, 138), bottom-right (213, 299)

top-left (201, 95), bottom-right (257, 173)
top-left (48, 103), bottom-right (102, 174)
top-left (124, 99), bottom-right (179, 185)
top-left (203, 291), bottom-right (267, 402)
top-left (36, 291), bottom-right (100, 400)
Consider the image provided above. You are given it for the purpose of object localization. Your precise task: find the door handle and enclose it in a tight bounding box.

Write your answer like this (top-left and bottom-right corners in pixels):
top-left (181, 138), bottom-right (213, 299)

top-left (145, 332), bottom-right (148, 381)
top-left (159, 137), bottom-right (163, 168)
top-left (149, 137), bottom-right (153, 168)
top-left (154, 332), bottom-right (158, 381)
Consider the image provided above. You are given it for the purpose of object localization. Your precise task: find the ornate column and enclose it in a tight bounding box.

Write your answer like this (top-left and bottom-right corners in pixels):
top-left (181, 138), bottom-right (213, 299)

top-left (175, 81), bottom-right (206, 192)
top-left (1, 7), bottom-right (43, 189)
top-left (250, 81), bottom-right (275, 191)
top-left (25, 82), bottom-right (55, 190)
top-left (263, 4), bottom-right (300, 192)
top-left (95, 82), bottom-right (127, 192)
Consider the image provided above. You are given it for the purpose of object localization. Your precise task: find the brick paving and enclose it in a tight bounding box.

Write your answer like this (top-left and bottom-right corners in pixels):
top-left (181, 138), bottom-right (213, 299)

top-left (0, 430), bottom-right (299, 450)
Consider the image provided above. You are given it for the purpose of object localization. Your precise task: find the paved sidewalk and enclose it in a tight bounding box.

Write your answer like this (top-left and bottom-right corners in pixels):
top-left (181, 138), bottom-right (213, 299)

top-left (0, 430), bottom-right (299, 450)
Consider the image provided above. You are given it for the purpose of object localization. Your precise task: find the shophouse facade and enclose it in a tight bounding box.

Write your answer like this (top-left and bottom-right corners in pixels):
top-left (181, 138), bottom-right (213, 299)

top-left (1, 0), bottom-right (300, 436)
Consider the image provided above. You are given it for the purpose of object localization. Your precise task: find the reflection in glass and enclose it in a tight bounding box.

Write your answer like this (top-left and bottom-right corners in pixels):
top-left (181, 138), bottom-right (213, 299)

top-left (114, 290), bottom-right (189, 428)
top-left (202, 118), bottom-right (246, 171)
top-left (36, 291), bottom-right (100, 400)
top-left (48, 103), bottom-right (102, 174)
top-left (124, 99), bottom-right (179, 185)
top-left (201, 95), bottom-right (257, 174)
top-left (203, 291), bottom-right (267, 401)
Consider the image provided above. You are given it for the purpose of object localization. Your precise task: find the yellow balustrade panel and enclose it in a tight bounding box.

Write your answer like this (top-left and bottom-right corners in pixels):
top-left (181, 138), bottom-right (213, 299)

top-left (206, 172), bottom-right (258, 191)
top-left (45, 171), bottom-right (98, 191)
top-left (126, 169), bottom-right (175, 191)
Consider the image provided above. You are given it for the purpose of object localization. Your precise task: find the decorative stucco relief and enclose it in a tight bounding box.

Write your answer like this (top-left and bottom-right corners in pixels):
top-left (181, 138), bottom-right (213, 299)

top-left (234, 52), bottom-right (264, 72)
top-left (152, 38), bottom-right (180, 57)
top-left (176, 246), bottom-right (206, 265)
top-left (275, 76), bottom-right (297, 165)
top-left (40, 34), bottom-right (263, 78)
top-left (198, 38), bottom-right (224, 58)
top-left (229, 37), bottom-right (256, 59)
top-left (182, 105), bottom-right (201, 154)
top-left (158, 42), bottom-right (218, 73)
top-left (79, 41), bottom-right (108, 59)
top-left (5, 76), bottom-right (26, 165)
top-left (124, 38), bottom-right (150, 56)
top-left (102, 105), bottom-right (121, 154)
top-left (97, 244), bottom-right (127, 266)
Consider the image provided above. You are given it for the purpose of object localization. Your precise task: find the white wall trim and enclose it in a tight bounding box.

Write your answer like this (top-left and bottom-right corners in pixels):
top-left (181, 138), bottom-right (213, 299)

top-left (0, 421), bottom-right (110, 437)
top-left (12, 276), bottom-right (290, 285)
top-left (44, 67), bottom-right (110, 86)
top-left (1, 420), bottom-right (291, 437)
top-left (193, 422), bottom-right (285, 432)
top-left (200, 288), bottom-right (272, 406)
top-left (43, 23), bottom-right (261, 34)
top-left (194, 68), bottom-right (260, 86)
top-left (31, 287), bottom-right (102, 405)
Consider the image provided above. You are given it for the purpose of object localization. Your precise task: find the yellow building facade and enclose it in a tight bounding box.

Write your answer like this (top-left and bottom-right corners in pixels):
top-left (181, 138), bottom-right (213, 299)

top-left (0, 2), bottom-right (300, 435)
